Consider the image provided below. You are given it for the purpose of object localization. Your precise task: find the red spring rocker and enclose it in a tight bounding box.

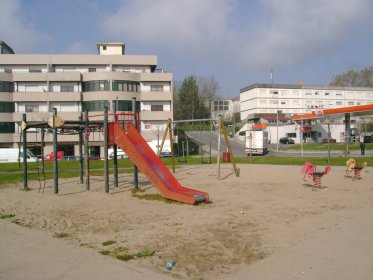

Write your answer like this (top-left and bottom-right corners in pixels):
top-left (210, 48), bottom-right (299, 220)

top-left (301, 162), bottom-right (331, 191)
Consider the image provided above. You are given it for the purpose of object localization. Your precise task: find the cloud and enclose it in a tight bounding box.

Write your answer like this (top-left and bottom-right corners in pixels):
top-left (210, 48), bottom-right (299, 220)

top-left (0, 0), bottom-right (48, 52)
top-left (102, 0), bottom-right (373, 69)
top-left (102, 0), bottom-right (235, 55)
top-left (238, 0), bottom-right (373, 66)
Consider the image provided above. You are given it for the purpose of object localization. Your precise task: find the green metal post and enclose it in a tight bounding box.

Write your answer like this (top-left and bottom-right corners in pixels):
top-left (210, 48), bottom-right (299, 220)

top-left (132, 97), bottom-right (138, 188)
top-left (84, 110), bottom-right (90, 191)
top-left (22, 114), bottom-right (28, 190)
top-left (104, 106), bottom-right (109, 193)
top-left (53, 108), bottom-right (58, 194)
top-left (78, 114), bottom-right (83, 184)
top-left (113, 99), bottom-right (118, 188)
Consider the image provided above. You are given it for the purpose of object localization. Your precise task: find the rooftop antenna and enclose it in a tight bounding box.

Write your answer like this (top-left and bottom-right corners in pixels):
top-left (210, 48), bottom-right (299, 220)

top-left (270, 68), bottom-right (274, 85)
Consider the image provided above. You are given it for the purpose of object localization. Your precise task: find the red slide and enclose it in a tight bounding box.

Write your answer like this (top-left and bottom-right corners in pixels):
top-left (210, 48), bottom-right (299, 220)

top-left (112, 122), bottom-right (209, 205)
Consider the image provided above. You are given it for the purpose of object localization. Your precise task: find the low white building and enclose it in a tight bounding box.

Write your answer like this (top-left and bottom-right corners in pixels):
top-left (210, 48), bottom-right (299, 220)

top-left (239, 84), bottom-right (373, 143)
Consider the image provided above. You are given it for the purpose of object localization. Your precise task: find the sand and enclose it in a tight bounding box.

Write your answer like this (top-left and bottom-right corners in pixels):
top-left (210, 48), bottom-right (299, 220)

top-left (0, 163), bottom-right (372, 279)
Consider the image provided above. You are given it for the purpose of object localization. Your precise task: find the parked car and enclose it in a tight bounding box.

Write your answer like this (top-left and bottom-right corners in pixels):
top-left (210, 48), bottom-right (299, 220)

top-left (89, 154), bottom-right (100, 160)
top-left (279, 137), bottom-right (295, 144)
top-left (363, 135), bottom-right (372, 143)
top-left (59, 156), bottom-right (80, 161)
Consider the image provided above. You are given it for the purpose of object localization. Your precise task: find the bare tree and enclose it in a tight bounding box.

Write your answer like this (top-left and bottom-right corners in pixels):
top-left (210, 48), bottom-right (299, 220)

top-left (197, 76), bottom-right (220, 112)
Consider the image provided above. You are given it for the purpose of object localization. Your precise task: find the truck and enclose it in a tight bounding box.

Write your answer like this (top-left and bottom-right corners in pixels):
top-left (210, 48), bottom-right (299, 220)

top-left (0, 148), bottom-right (38, 163)
top-left (108, 148), bottom-right (128, 159)
top-left (245, 129), bottom-right (269, 155)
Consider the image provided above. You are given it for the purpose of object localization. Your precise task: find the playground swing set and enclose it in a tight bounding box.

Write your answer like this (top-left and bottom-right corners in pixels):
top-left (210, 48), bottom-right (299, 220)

top-left (158, 117), bottom-right (240, 179)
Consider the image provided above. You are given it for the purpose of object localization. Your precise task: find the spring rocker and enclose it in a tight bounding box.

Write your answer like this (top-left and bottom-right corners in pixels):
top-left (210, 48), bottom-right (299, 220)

top-left (346, 158), bottom-right (367, 180)
top-left (301, 162), bottom-right (331, 190)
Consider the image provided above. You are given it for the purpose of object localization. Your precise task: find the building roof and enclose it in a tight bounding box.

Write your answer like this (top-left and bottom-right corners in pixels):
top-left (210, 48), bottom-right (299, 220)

top-left (240, 83), bottom-right (373, 93)
top-left (0, 41), bottom-right (15, 54)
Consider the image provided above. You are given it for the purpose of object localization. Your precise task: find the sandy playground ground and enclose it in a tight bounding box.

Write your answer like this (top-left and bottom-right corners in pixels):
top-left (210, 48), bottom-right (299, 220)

top-left (0, 163), bottom-right (373, 279)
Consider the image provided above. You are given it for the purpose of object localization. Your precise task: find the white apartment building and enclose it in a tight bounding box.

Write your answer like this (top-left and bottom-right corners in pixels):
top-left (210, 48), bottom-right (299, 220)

top-left (0, 41), bottom-right (173, 156)
top-left (240, 83), bottom-right (373, 120)
top-left (211, 97), bottom-right (240, 121)
top-left (240, 84), bottom-right (373, 143)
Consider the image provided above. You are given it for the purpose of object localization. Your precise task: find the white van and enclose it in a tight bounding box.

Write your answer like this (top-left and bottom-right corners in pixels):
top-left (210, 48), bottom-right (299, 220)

top-left (107, 148), bottom-right (128, 159)
top-left (0, 148), bottom-right (38, 163)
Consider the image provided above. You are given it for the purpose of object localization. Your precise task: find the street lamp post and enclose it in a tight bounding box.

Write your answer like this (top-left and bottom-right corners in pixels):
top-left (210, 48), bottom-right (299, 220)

top-left (272, 91), bottom-right (279, 152)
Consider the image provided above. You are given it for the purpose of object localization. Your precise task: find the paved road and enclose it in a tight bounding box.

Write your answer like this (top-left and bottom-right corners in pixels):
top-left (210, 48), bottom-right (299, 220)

top-left (186, 131), bottom-right (247, 157)
top-left (185, 131), bottom-right (372, 158)
top-left (0, 220), bottom-right (171, 280)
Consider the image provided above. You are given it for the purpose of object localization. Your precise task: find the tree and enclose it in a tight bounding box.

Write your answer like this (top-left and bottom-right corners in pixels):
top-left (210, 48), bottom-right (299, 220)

top-left (177, 76), bottom-right (210, 120)
top-left (172, 80), bottom-right (182, 120)
top-left (329, 66), bottom-right (373, 87)
top-left (198, 76), bottom-right (220, 114)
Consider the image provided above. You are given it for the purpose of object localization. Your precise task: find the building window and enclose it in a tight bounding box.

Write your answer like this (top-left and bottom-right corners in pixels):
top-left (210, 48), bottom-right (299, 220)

top-left (213, 100), bottom-right (230, 111)
top-left (103, 46), bottom-right (107, 50)
top-left (151, 104), bottom-right (163, 111)
top-left (25, 104), bottom-right (39, 112)
top-left (0, 81), bottom-right (14, 92)
top-left (150, 85), bottom-right (163, 92)
top-left (60, 85), bottom-right (74, 92)
top-left (112, 80), bottom-right (139, 92)
top-left (82, 101), bottom-right (109, 112)
top-left (0, 122), bottom-right (15, 133)
top-left (82, 80), bottom-right (109, 92)
top-left (29, 68), bottom-right (42, 73)
top-left (0, 102), bottom-right (14, 112)
top-left (112, 100), bottom-right (140, 112)
top-left (287, 133), bottom-right (296, 138)
top-left (88, 68), bottom-right (96, 72)
top-left (336, 101), bottom-right (342, 105)
top-left (348, 101), bottom-right (354, 106)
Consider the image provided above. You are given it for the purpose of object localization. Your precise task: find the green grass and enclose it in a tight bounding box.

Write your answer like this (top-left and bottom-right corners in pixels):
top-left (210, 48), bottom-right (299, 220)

top-left (284, 142), bottom-right (373, 151)
top-left (0, 158), bottom-right (135, 186)
top-left (131, 192), bottom-right (180, 204)
top-left (0, 213), bottom-right (15, 219)
top-left (99, 250), bottom-right (111, 255)
top-left (136, 249), bottom-right (155, 258)
top-left (0, 149), bottom-right (371, 186)
top-left (102, 240), bottom-right (117, 246)
top-left (53, 232), bottom-right (71, 239)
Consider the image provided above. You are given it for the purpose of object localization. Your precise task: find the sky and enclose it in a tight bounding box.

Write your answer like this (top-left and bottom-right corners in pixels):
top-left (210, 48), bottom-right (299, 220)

top-left (1, 0), bottom-right (373, 98)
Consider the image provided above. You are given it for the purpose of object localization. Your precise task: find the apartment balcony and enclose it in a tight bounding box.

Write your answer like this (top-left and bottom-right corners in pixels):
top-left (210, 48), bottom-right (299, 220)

top-left (82, 91), bottom-right (112, 101)
top-left (0, 73), bottom-right (12, 82)
top-left (12, 111), bottom-right (82, 122)
top-left (141, 91), bottom-right (172, 101)
top-left (0, 93), bottom-right (13, 102)
top-left (140, 110), bottom-right (172, 121)
top-left (13, 92), bottom-right (49, 102)
top-left (49, 92), bottom-right (81, 102)
top-left (11, 71), bottom-right (82, 82)
top-left (24, 132), bottom-right (80, 143)
top-left (0, 133), bottom-right (15, 143)
top-left (47, 72), bottom-right (82, 81)
top-left (0, 113), bottom-right (13, 122)
top-left (140, 72), bottom-right (172, 82)
top-left (92, 71), bottom-right (141, 82)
